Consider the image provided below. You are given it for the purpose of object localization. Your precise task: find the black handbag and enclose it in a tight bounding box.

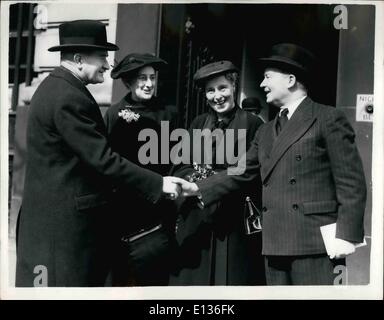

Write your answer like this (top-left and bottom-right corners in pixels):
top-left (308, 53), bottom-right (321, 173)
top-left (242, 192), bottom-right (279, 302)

top-left (244, 196), bottom-right (262, 235)
top-left (121, 224), bottom-right (172, 270)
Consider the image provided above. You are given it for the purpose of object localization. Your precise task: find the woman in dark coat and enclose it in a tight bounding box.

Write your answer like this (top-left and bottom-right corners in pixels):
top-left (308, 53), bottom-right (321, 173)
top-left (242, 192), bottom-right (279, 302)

top-left (104, 53), bottom-right (178, 286)
top-left (169, 61), bottom-right (265, 285)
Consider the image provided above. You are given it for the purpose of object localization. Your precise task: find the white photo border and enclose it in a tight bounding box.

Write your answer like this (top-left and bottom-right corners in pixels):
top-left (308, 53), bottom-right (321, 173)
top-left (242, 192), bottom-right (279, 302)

top-left (1, 0), bottom-right (383, 300)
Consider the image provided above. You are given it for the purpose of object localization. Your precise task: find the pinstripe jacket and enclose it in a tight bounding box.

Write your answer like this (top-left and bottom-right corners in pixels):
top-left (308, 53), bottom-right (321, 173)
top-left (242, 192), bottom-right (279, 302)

top-left (197, 97), bottom-right (366, 256)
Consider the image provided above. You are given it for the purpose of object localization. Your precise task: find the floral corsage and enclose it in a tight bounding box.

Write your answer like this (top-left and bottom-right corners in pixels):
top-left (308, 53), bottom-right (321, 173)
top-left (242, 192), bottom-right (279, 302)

top-left (118, 108), bottom-right (140, 123)
top-left (186, 163), bottom-right (217, 182)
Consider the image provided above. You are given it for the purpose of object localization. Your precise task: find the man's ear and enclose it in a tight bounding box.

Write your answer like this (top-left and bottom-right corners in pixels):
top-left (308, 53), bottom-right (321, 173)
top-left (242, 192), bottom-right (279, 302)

top-left (73, 53), bottom-right (83, 70)
top-left (287, 74), bottom-right (297, 89)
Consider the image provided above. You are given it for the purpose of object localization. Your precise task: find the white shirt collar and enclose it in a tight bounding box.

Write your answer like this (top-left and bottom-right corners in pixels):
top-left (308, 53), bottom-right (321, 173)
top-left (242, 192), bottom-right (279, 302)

top-left (280, 95), bottom-right (307, 120)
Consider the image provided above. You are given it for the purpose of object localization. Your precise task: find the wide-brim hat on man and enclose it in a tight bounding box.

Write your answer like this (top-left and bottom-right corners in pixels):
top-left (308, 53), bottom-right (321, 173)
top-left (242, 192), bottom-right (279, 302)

top-left (259, 43), bottom-right (316, 78)
top-left (111, 53), bottom-right (167, 79)
top-left (193, 60), bottom-right (239, 86)
top-left (48, 20), bottom-right (118, 52)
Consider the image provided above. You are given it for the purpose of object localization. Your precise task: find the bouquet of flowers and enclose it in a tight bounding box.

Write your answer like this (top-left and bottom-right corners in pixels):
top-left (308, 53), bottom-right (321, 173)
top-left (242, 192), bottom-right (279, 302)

top-left (174, 163), bottom-right (217, 231)
top-left (186, 162), bottom-right (217, 182)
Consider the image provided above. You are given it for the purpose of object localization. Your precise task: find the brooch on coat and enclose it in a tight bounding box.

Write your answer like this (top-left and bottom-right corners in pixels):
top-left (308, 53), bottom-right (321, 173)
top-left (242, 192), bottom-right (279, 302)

top-left (118, 107), bottom-right (140, 123)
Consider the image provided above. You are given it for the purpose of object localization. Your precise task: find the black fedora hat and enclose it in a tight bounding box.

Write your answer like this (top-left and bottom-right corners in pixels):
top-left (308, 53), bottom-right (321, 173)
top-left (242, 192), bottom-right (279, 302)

top-left (111, 53), bottom-right (167, 79)
top-left (259, 43), bottom-right (316, 76)
top-left (193, 60), bottom-right (239, 85)
top-left (48, 20), bottom-right (118, 52)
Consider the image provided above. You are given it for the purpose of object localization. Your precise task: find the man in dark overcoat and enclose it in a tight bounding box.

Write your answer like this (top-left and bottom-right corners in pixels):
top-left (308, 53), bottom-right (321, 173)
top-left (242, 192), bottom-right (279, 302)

top-left (15, 20), bottom-right (182, 287)
top-left (180, 43), bottom-right (367, 285)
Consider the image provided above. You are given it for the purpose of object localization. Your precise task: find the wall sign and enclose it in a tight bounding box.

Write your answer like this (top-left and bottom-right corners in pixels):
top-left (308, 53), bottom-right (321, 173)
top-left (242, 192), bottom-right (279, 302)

top-left (356, 94), bottom-right (373, 122)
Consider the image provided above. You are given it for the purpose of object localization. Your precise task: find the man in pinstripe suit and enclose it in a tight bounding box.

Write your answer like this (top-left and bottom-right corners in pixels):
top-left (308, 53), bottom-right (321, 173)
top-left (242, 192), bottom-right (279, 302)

top-left (178, 43), bottom-right (366, 285)
top-left (254, 43), bottom-right (367, 285)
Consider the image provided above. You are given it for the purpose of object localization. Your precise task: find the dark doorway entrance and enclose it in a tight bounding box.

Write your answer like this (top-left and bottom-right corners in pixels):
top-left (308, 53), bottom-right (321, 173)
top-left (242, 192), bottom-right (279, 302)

top-left (160, 3), bottom-right (340, 127)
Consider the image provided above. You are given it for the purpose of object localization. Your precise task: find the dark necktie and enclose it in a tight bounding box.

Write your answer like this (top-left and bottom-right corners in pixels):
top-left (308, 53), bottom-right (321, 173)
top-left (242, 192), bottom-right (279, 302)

top-left (276, 108), bottom-right (289, 135)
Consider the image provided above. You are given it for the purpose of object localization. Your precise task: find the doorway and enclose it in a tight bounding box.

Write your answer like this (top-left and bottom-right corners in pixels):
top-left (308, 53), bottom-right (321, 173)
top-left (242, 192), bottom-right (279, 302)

top-left (160, 3), bottom-right (340, 127)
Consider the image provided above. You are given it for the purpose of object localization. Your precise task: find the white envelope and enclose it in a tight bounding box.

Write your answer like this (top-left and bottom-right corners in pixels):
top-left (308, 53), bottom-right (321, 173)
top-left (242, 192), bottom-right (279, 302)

top-left (320, 223), bottom-right (367, 256)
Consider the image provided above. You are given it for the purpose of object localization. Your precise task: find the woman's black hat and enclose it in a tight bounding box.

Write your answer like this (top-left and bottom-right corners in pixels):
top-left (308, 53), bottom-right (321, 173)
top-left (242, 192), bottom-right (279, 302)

top-left (111, 53), bottom-right (167, 79)
top-left (193, 60), bottom-right (239, 84)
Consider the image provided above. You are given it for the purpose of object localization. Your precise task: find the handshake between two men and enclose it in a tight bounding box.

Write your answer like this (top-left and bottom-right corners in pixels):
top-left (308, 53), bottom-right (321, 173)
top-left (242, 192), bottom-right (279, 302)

top-left (162, 176), bottom-right (200, 200)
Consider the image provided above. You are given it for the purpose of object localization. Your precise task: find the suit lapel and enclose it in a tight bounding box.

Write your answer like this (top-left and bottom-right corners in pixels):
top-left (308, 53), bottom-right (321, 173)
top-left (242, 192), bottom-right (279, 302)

top-left (259, 120), bottom-right (275, 164)
top-left (262, 97), bottom-right (316, 182)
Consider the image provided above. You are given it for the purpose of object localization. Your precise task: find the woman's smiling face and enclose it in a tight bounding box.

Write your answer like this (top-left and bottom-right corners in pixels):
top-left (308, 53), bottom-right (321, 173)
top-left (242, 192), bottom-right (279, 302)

top-left (204, 75), bottom-right (236, 117)
top-left (129, 65), bottom-right (156, 102)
